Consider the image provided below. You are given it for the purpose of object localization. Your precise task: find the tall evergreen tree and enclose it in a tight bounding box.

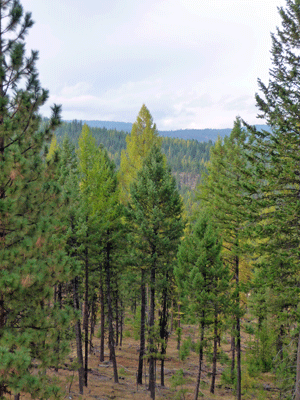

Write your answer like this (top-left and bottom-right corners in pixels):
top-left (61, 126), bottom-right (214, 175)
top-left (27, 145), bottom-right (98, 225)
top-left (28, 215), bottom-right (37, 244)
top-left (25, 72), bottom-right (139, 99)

top-left (176, 211), bottom-right (230, 399)
top-left (127, 145), bottom-right (183, 400)
top-left (243, 1), bottom-right (300, 396)
top-left (0, 1), bottom-right (72, 398)
top-left (197, 118), bottom-right (254, 400)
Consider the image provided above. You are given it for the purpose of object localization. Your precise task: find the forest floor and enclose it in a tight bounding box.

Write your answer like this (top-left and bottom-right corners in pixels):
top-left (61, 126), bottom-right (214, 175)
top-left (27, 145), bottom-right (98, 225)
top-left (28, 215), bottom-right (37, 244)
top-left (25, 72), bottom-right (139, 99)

top-left (20, 314), bottom-right (278, 400)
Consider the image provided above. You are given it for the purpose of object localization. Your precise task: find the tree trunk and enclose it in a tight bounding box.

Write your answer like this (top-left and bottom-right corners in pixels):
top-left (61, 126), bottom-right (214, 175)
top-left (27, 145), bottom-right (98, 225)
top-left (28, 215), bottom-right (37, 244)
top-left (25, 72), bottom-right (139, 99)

top-left (105, 238), bottom-right (118, 384)
top-left (170, 299), bottom-right (173, 333)
top-left (84, 243), bottom-right (89, 387)
top-left (231, 332), bottom-right (235, 382)
top-left (115, 288), bottom-right (119, 347)
top-left (120, 299), bottom-right (123, 347)
top-left (73, 277), bottom-right (84, 394)
top-left (160, 286), bottom-right (168, 387)
top-left (90, 294), bottom-right (97, 354)
top-left (177, 301), bottom-right (181, 351)
top-left (149, 263), bottom-right (156, 400)
top-left (194, 312), bottom-right (205, 400)
top-left (235, 255), bottom-right (241, 400)
top-left (100, 277), bottom-right (105, 362)
top-left (55, 283), bottom-right (62, 371)
top-left (137, 269), bottom-right (146, 385)
top-left (210, 308), bottom-right (218, 394)
top-left (295, 329), bottom-right (300, 400)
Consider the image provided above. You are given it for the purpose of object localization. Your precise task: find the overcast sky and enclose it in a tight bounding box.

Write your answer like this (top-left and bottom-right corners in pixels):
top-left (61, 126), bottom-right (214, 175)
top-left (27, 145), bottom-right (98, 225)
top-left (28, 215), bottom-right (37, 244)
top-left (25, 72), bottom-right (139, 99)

top-left (22, 0), bottom-right (286, 130)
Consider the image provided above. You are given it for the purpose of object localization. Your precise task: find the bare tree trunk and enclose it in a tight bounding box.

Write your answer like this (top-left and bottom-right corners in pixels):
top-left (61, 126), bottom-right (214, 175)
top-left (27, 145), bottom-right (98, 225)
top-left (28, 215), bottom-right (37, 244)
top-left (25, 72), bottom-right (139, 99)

top-left (90, 294), bottom-right (97, 354)
top-left (170, 299), bottom-right (173, 333)
top-left (100, 278), bottom-right (105, 362)
top-left (149, 263), bottom-right (156, 400)
top-left (115, 288), bottom-right (119, 347)
top-left (73, 277), bottom-right (84, 394)
top-left (231, 332), bottom-right (235, 382)
top-left (83, 244), bottom-right (89, 387)
top-left (210, 308), bottom-right (218, 394)
top-left (160, 285), bottom-right (168, 387)
top-left (177, 301), bottom-right (181, 351)
top-left (194, 313), bottom-right (205, 400)
top-left (120, 299), bottom-right (123, 348)
top-left (137, 269), bottom-right (146, 385)
top-left (105, 238), bottom-right (118, 384)
top-left (295, 330), bottom-right (300, 400)
top-left (55, 283), bottom-right (62, 371)
top-left (236, 255), bottom-right (241, 400)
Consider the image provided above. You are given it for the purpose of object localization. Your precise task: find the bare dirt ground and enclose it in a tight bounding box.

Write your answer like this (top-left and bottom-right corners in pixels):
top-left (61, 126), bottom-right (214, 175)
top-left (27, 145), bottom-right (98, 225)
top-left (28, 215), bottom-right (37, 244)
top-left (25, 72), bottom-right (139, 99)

top-left (17, 316), bottom-right (278, 400)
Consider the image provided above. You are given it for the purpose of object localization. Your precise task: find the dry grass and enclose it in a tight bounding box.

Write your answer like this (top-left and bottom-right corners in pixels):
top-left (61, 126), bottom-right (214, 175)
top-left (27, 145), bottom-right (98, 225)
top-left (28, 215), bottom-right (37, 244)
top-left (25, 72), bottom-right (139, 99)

top-left (16, 316), bottom-right (278, 400)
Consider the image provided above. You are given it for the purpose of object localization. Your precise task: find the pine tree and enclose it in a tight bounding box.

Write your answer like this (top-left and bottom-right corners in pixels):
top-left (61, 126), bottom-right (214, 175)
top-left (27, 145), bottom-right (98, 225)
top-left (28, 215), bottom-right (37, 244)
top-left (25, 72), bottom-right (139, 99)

top-left (176, 211), bottom-right (230, 399)
top-left (197, 118), bottom-right (254, 399)
top-left (0, 1), bottom-right (72, 398)
top-left (243, 1), bottom-right (300, 396)
top-left (127, 145), bottom-right (183, 400)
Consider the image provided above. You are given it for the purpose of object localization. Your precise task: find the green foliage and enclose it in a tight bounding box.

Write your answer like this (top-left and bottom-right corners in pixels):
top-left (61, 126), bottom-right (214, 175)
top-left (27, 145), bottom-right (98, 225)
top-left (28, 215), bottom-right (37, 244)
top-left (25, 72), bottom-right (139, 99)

top-left (170, 369), bottom-right (189, 400)
top-left (54, 119), bottom-right (213, 199)
top-left (179, 337), bottom-right (192, 361)
top-left (246, 320), bottom-right (276, 376)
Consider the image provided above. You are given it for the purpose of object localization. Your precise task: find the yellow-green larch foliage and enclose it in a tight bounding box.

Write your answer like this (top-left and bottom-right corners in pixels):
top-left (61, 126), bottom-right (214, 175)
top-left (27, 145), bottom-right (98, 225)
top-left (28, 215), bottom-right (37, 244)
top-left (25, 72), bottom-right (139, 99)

top-left (77, 123), bottom-right (119, 217)
top-left (118, 104), bottom-right (161, 203)
top-left (46, 134), bottom-right (59, 161)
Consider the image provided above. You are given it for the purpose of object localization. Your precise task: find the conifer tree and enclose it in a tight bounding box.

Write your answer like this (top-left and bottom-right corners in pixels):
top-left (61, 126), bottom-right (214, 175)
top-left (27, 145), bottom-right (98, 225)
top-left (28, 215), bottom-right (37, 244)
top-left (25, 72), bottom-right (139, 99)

top-left (77, 124), bottom-right (123, 385)
top-left (127, 145), bottom-right (183, 399)
top-left (119, 104), bottom-right (161, 203)
top-left (197, 118), bottom-right (254, 400)
top-left (243, 1), bottom-right (300, 396)
top-left (0, 1), bottom-right (73, 398)
top-left (119, 105), bottom-right (162, 385)
top-left (176, 211), bottom-right (230, 399)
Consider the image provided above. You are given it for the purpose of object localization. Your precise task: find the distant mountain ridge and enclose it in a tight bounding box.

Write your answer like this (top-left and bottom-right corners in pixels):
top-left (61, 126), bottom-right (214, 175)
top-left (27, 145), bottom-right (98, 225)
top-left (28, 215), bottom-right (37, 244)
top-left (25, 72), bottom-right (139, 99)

top-left (68, 120), bottom-right (270, 142)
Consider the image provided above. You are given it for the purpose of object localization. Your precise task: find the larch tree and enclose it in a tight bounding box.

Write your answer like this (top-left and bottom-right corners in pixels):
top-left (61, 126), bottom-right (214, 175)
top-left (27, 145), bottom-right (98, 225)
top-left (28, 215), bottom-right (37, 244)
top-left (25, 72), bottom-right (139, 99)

top-left (77, 123), bottom-right (123, 385)
top-left (126, 145), bottom-right (183, 400)
top-left (0, 0), bottom-right (74, 398)
top-left (119, 104), bottom-right (161, 203)
top-left (119, 104), bottom-right (161, 385)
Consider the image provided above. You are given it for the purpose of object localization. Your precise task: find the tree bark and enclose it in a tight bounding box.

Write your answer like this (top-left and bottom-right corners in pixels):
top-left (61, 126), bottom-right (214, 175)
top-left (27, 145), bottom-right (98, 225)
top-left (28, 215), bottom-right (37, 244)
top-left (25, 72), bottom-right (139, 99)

top-left (160, 286), bottom-right (168, 387)
top-left (73, 277), bottom-right (84, 394)
top-left (105, 238), bottom-right (118, 384)
top-left (115, 288), bottom-right (119, 347)
top-left (177, 301), bottom-right (181, 351)
top-left (295, 329), bottom-right (300, 400)
top-left (149, 263), bottom-right (156, 400)
top-left (235, 255), bottom-right (241, 400)
top-left (194, 312), bottom-right (205, 400)
top-left (100, 278), bottom-right (105, 362)
top-left (137, 269), bottom-right (146, 385)
top-left (120, 299), bottom-right (123, 347)
top-left (210, 308), bottom-right (218, 394)
top-left (83, 242), bottom-right (89, 387)
top-left (55, 283), bottom-right (62, 371)
top-left (231, 332), bottom-right (235, 382)
top-left (90, 294), bottom-right (97, 354)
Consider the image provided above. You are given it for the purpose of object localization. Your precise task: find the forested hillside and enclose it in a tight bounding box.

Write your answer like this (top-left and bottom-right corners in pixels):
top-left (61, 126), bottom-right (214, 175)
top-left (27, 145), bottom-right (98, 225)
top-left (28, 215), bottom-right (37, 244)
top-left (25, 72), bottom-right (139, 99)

top-left (54, 120), bottom-right (213, 193)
